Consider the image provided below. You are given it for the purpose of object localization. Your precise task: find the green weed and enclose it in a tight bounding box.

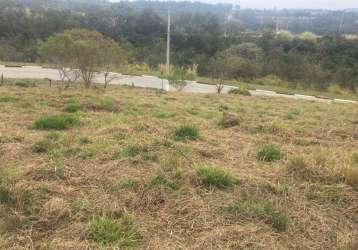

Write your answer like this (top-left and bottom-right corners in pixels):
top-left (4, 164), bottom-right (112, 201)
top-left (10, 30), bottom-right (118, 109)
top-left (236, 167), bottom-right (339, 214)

top-left (87, 213), bottom-right (137, 247)
top-left (33, 114), bottom-right (79, 130)
top-left (257, 143), bottom-right (283, 162)
top-left (63, 99), bottom-right (83, 113)
top-left (197, 166), bottom-right (237, 189)
top-left (173, 124), bottom-right (200, 141)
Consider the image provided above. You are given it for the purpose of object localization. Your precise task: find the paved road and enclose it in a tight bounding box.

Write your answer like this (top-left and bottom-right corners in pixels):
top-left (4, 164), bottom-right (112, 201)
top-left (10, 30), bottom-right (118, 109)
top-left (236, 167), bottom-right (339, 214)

top-left (0, 65), bottom-right (356, 104)
top-left (0, 65), bottom-right (232, 93)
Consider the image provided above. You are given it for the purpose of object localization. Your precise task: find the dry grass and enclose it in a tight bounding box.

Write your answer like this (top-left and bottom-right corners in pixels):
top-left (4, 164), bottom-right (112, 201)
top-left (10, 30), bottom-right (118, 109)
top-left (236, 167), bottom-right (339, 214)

top-left (0, 82), bottom-right (357, 249)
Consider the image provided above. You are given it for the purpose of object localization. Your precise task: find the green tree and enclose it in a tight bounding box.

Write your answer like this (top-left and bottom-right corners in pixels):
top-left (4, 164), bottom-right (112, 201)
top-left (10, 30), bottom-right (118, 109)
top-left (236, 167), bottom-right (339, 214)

top-left (39, 29), bottom-right (124, 88)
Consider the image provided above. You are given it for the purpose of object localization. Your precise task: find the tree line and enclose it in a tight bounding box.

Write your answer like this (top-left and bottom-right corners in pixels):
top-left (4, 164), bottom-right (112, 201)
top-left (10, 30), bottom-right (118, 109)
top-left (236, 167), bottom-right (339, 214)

top-left (1, 0), bottom-right (358, 91)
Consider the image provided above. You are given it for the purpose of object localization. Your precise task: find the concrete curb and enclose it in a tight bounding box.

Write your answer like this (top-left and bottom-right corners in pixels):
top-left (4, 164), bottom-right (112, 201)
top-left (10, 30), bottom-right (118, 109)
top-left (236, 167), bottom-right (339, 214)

top-left (334, 98), bottom-right (357, 104)
top-left (294, 94), bottom-right (316, 100)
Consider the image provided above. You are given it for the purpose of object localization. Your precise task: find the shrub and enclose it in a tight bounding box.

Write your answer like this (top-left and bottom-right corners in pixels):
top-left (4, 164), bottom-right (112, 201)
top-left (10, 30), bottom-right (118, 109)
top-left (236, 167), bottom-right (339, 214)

top-left (63, 99), bottom-right (83, 113)
top-left (327, 84), bottom-right (349, 95)
top-left (87, 213), bottom-right (137, 246)
top-left (257, 143), bottom-right (283, 162)
top-left (173, 124), bottom-right (200, 141)
top-left (197, 166), bottom-right (237, 189)
top-left (229, 86), bottom-right (251, 96)
top-left (33, 114), bottom-right (79, 130)
top-left (223, 199), bottom-right (289, 232)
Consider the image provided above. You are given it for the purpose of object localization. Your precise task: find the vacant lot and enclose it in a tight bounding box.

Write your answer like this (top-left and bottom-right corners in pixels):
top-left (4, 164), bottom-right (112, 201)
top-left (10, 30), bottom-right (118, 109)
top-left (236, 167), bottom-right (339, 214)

top-left (0, 82), bottom-right (357, 249)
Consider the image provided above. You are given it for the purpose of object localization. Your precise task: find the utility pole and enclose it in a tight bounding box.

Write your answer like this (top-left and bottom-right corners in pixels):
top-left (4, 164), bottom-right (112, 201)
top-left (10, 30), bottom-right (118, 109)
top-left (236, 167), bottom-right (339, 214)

top-left (338, 10), bottom-right (346, 34)
top-left (166, 9), bottom-right (171, 77)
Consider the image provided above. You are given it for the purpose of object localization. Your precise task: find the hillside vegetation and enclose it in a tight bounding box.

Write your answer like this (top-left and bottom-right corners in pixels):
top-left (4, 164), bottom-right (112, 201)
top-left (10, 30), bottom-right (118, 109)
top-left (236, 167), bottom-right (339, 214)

top-left (0, 81), bottom-right (357, 249)
top-left (1, 0), bottom-right (358, 92)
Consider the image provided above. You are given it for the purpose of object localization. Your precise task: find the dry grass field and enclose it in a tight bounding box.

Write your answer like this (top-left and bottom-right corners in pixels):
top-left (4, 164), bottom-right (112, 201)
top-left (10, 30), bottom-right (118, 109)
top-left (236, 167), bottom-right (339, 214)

top-left (0, 81), bottom-right (357, 249)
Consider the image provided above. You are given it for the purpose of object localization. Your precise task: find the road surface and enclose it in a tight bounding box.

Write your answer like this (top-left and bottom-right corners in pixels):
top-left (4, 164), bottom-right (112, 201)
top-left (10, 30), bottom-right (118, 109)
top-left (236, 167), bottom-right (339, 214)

top-left (0, 65), bottom-right (356, 104)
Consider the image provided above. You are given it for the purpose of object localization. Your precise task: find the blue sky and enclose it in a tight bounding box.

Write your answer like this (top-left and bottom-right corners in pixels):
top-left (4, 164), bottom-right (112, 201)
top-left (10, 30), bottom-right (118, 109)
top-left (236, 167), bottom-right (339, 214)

top-left (202, 0), bottom-right (357, 10)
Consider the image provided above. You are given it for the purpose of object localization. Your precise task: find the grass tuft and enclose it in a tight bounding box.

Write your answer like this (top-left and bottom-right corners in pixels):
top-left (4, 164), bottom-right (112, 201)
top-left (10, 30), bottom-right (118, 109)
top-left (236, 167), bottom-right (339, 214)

top-left (173, 124), bottom-right (200, 141)
top-left (63, 99), bottom-right (83, 113)
top-left (33, 113), bottom-right (79, 130)
top-left (122, 144), bottom-right (148, 157)
top-left (257, 143), bottom-right (283, 162)
top-left (223, 198), bottom-right (289, 232)
top-left (197, 166), bottom-right (237, 189)
top-left (113, 179), bottom-right (139, 190)
top-left (87, 213), bottom-right (137, 247)
top-left (150, 171), bottom-right (178, 190)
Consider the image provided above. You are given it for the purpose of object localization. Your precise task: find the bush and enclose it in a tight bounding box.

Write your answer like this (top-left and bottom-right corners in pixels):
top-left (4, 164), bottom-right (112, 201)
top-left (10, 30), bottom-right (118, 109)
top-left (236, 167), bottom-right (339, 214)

top-left (33, 114), bottom-right (79, 130)
top-left (63, 99), bottom-right (83, 113)
top-left (173, 124), bottom-right (200, 141)
top-left (197, 166), bottom-right (237, 189)
top-left (229, 86), bottom-right (251, 96)
top-left (253, 75), bottom-right (290, 88)
top-left (257, 143), bottom-right (283, 162)
top-left (87, 213), bottom-right (137, 246)
top-left (327, 84), bottom-right (349, 95)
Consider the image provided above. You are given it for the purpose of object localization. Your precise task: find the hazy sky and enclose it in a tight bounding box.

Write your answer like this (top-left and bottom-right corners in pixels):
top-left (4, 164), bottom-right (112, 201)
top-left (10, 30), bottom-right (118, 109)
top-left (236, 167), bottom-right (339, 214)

top-left (204, 0), bottom-right (357, 10)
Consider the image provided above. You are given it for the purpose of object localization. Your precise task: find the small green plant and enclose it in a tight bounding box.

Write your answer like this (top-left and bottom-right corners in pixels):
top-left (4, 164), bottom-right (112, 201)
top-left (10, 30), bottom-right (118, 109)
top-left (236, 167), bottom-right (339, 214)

top-left (71, 194), bottom-right (90, 212)
top-left (196, 166), bottom-right (237, 189)
top-left (223, 199), bottom-right (289, 232)
top-left (87, 213), bottom-right (137, 247)
top-left (0, 94), bottom-right (18, 102)
top-left (173, 124), bottom-right (200, 141)
top-left (257, 143), bottom-right (283, 162)
top-left (79, 136), bottom-right (91, 145)
top-left (32, 139), bottom-right (54, 153)
top-left (122, 144), bottom-right (148, 157)
top-left (286, 109), bottom-right (301, 120)
top-left (32, 132), bottom-right (61, 154)
top-left (114, 179), bottom-right (139, 190)
top-left (150, 171), bottom-right (178, 190)
top-left (63, 99), bottom-right (83, 113)
top-left (153, 111), bottom-right (175, 119)
top-left (33, 113), bottom-right (79, 130)
top-left (14, 80), bottom-right (35, 88)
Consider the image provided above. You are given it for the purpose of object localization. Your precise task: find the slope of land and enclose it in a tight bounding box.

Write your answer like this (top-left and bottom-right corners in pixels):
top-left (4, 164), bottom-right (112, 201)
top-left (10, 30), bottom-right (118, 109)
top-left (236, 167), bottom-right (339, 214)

top-left (0, 82), bottom-right (357, 249)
